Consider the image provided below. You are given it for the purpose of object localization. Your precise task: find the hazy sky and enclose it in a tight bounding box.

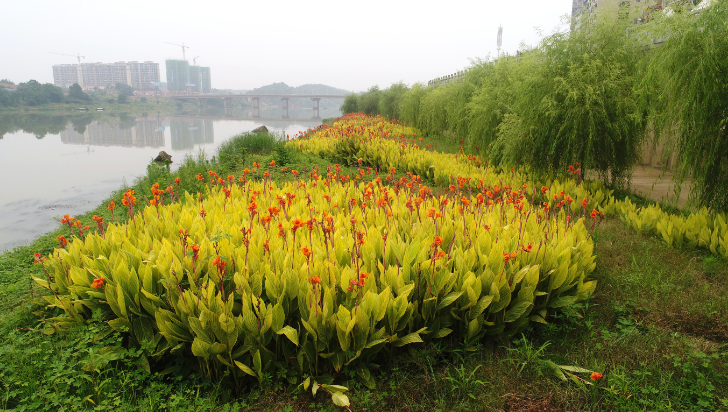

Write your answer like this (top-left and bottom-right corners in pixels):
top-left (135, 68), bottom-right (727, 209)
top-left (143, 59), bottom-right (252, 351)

top-left (2, 0), bottom-right (573, 92)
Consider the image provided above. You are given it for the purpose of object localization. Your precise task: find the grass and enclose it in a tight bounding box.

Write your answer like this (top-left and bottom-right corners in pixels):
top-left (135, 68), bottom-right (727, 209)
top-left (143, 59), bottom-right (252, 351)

top-left (1, 125), bottom-right (728, 411)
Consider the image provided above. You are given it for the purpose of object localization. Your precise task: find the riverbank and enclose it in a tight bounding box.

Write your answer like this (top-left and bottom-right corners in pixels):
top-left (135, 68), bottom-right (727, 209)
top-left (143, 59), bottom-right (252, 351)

top-left (1, 117), bottom-right (726, 411)
top-left (0, 98), bottom-right (180, 115)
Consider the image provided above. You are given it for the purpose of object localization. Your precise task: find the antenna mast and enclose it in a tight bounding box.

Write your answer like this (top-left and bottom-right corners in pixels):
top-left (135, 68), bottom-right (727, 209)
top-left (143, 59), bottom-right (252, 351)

top-left (497, 24), bottom-right (503, 56)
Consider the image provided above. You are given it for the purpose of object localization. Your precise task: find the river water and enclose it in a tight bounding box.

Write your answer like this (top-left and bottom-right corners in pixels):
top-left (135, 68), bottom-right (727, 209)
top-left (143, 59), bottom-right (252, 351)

top-left (0, 108), bottom-right (340, 252)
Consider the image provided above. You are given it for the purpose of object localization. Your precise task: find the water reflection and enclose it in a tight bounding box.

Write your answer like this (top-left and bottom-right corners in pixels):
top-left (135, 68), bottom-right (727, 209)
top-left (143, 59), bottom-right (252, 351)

top-left (61, 118), bottom-right (167, 148)
top-left (170, 119), bottom-right (214, 150)
top-left (0, 110), bottom-right (340, 252)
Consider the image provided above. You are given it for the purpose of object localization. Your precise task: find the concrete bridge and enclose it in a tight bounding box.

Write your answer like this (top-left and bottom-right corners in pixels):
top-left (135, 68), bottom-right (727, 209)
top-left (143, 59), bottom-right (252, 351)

top-left (171, 93), bottom-right (346, 118)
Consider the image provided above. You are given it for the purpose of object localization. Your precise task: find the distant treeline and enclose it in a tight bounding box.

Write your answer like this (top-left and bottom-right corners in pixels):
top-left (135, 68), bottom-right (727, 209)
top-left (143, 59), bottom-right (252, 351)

top-left (342, 1), bottom-right (728, 211)
top-left (0, 80), bottom-right (68, 107)
top-left (247, 82), bottom-right (349, 96)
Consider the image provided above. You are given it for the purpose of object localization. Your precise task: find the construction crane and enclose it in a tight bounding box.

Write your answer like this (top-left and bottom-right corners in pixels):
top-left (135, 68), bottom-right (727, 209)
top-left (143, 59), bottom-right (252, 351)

top-left (165, 42), bottom-right (189, 61)
top-left (49, 52), bottom-right (85, 64)
top-left (192, 56), bottom-right (200, 65)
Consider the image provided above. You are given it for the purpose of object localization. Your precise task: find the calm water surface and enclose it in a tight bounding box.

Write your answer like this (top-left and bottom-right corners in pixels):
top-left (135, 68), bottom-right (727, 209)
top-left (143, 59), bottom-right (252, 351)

top-left (0, 109), bottom-right (339, 251)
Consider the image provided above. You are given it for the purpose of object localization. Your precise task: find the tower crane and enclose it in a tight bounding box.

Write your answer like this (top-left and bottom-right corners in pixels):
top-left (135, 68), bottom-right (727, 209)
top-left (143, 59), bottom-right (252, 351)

top-left (164, 42), bottom-right (189, 61)
top-left (192, 56), bottom-right (200, 65)
top-left (49, 52), bottom-right (85, 64)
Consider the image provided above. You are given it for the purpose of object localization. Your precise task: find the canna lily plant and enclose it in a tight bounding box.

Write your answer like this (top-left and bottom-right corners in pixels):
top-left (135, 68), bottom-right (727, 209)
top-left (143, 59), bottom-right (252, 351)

top-left (33, 115), bottom-right (605, 408)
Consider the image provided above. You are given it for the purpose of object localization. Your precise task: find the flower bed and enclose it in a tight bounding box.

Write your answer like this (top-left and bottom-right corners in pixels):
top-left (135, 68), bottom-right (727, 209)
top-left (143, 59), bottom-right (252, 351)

top-left (35, 156), bottom-right (599, 406)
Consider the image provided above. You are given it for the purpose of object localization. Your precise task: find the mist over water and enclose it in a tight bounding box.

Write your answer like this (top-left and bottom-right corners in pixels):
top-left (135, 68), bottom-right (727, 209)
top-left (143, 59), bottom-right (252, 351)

top-left (0, 108), bottom-right (340, 251)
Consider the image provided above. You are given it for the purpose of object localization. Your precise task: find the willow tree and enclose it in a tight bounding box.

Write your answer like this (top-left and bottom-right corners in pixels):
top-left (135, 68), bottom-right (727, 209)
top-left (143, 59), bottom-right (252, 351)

top-left (644, 0), bottom-right (728, 211)
top-left (515, 9), bottom-right (646, 187)
top-left (467, 53), bottom-right (534, 162)
top-left (398, 83), bottom-right (428, 126)
top-left (378, 82), bottom-right (409, 121)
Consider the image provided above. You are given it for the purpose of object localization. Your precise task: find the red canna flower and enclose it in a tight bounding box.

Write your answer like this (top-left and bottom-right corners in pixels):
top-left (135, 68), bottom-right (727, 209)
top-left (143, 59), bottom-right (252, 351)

top-left (91, 278), bottom-right (104, 290)
top-left (57, 235), bottom-right (68, 248)
top-left (590, 209), bottom-right (598, 218)
top-left (212, 254), bottom-right (227, 274)
top-left (302, 247), bottom-right (312, 259)
top-left (581, 198), bottom-right (588, 208)
top-left (590, 372), bottom-right (603, 381)
top-left (433, 236), bottom-right (443, 247)
top-left (108, 201), bottom-right (115, 210)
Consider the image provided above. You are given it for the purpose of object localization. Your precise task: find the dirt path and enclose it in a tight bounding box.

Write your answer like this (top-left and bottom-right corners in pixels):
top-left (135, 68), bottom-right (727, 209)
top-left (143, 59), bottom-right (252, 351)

top-left (629, 166), bottom-right (692, 207)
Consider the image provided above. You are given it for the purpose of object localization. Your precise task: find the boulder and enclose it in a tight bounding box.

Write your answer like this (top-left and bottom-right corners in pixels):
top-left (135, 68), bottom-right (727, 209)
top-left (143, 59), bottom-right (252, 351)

top-left (154, 151), bottom-right (173, 163)
top-left (251, 125), bottom-right (268, 133)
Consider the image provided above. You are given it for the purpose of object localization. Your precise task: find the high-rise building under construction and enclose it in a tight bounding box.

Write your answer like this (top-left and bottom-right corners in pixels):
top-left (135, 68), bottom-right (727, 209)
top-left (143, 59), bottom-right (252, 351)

top-left (165, 60), bottom-right (211, 94)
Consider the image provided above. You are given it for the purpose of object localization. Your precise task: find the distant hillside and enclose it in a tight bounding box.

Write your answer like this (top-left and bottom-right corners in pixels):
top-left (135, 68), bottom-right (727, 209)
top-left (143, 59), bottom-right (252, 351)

top-left (247, 82), bottom-right (348, 95)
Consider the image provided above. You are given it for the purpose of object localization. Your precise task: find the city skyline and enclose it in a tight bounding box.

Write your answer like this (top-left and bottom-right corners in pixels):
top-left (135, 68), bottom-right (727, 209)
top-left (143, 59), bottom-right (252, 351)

top-left (2, 0), bottom-right (574, 92)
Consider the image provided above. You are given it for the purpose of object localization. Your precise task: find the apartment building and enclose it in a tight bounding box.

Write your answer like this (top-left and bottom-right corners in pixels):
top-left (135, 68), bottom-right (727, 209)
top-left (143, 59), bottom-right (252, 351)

top-left (52, 61), bottom-right (160, 90)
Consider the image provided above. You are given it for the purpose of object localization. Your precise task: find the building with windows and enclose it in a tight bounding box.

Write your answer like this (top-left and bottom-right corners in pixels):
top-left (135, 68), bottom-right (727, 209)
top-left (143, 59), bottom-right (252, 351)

top-left (52, 61), bottom-right (160, 90)
top-left (165, 60), bottom-right (211, 94)
top-left (571, 0), bottom-right (664, 27)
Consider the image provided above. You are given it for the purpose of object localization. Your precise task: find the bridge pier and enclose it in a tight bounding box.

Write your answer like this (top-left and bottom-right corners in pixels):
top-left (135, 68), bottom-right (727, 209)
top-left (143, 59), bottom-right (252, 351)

top-left (223, 98), bottom-right (233, 117)
top-left (196, 98), bottom-right (207, 114)
top-left (311, 97), bottom-right (321, 119)
top-left (281, 98), bottom-right (289, 118)
top-left (252, 97), bottom-right (260, 118)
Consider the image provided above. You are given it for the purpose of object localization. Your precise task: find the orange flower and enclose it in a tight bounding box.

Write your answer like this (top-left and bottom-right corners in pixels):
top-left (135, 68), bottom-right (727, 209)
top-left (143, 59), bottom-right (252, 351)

top-left (197, 173), bottom-right (203, 181)
top-left (212, 254), bottom-right (226, 274)
top-left (541, 186), bottom-right (548, 194)
top-left (199, 209), bottom-right (207, 218)
top-left (91, 278), bottom-right (104, 290)
top-left (427, 208), bottom-right (436, 218)
top-left (581, 198), bottom-right (588, 208)
top-left (269, 160), bottom-right (276, 167)
top-left (590, 372), bottom-right (603, 381)
top-left (433, 236), bottom-right (443, 247)
top-left (310, 275), bottom-right (321, 285)
top-left (590, 209), bottom-right (598, 218)
top-left (248, 202), bottom-right (258, 212)
top-left (57, 235), bottom-right (68, 248)
top-left (301, 247), bottom-right (312, 259)
top-left (175, 177), bottom-right (181, 185)
top-left (107, 201), bottom-right (115, 210)
top-left (191, 244), bottom-right (200, 260)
